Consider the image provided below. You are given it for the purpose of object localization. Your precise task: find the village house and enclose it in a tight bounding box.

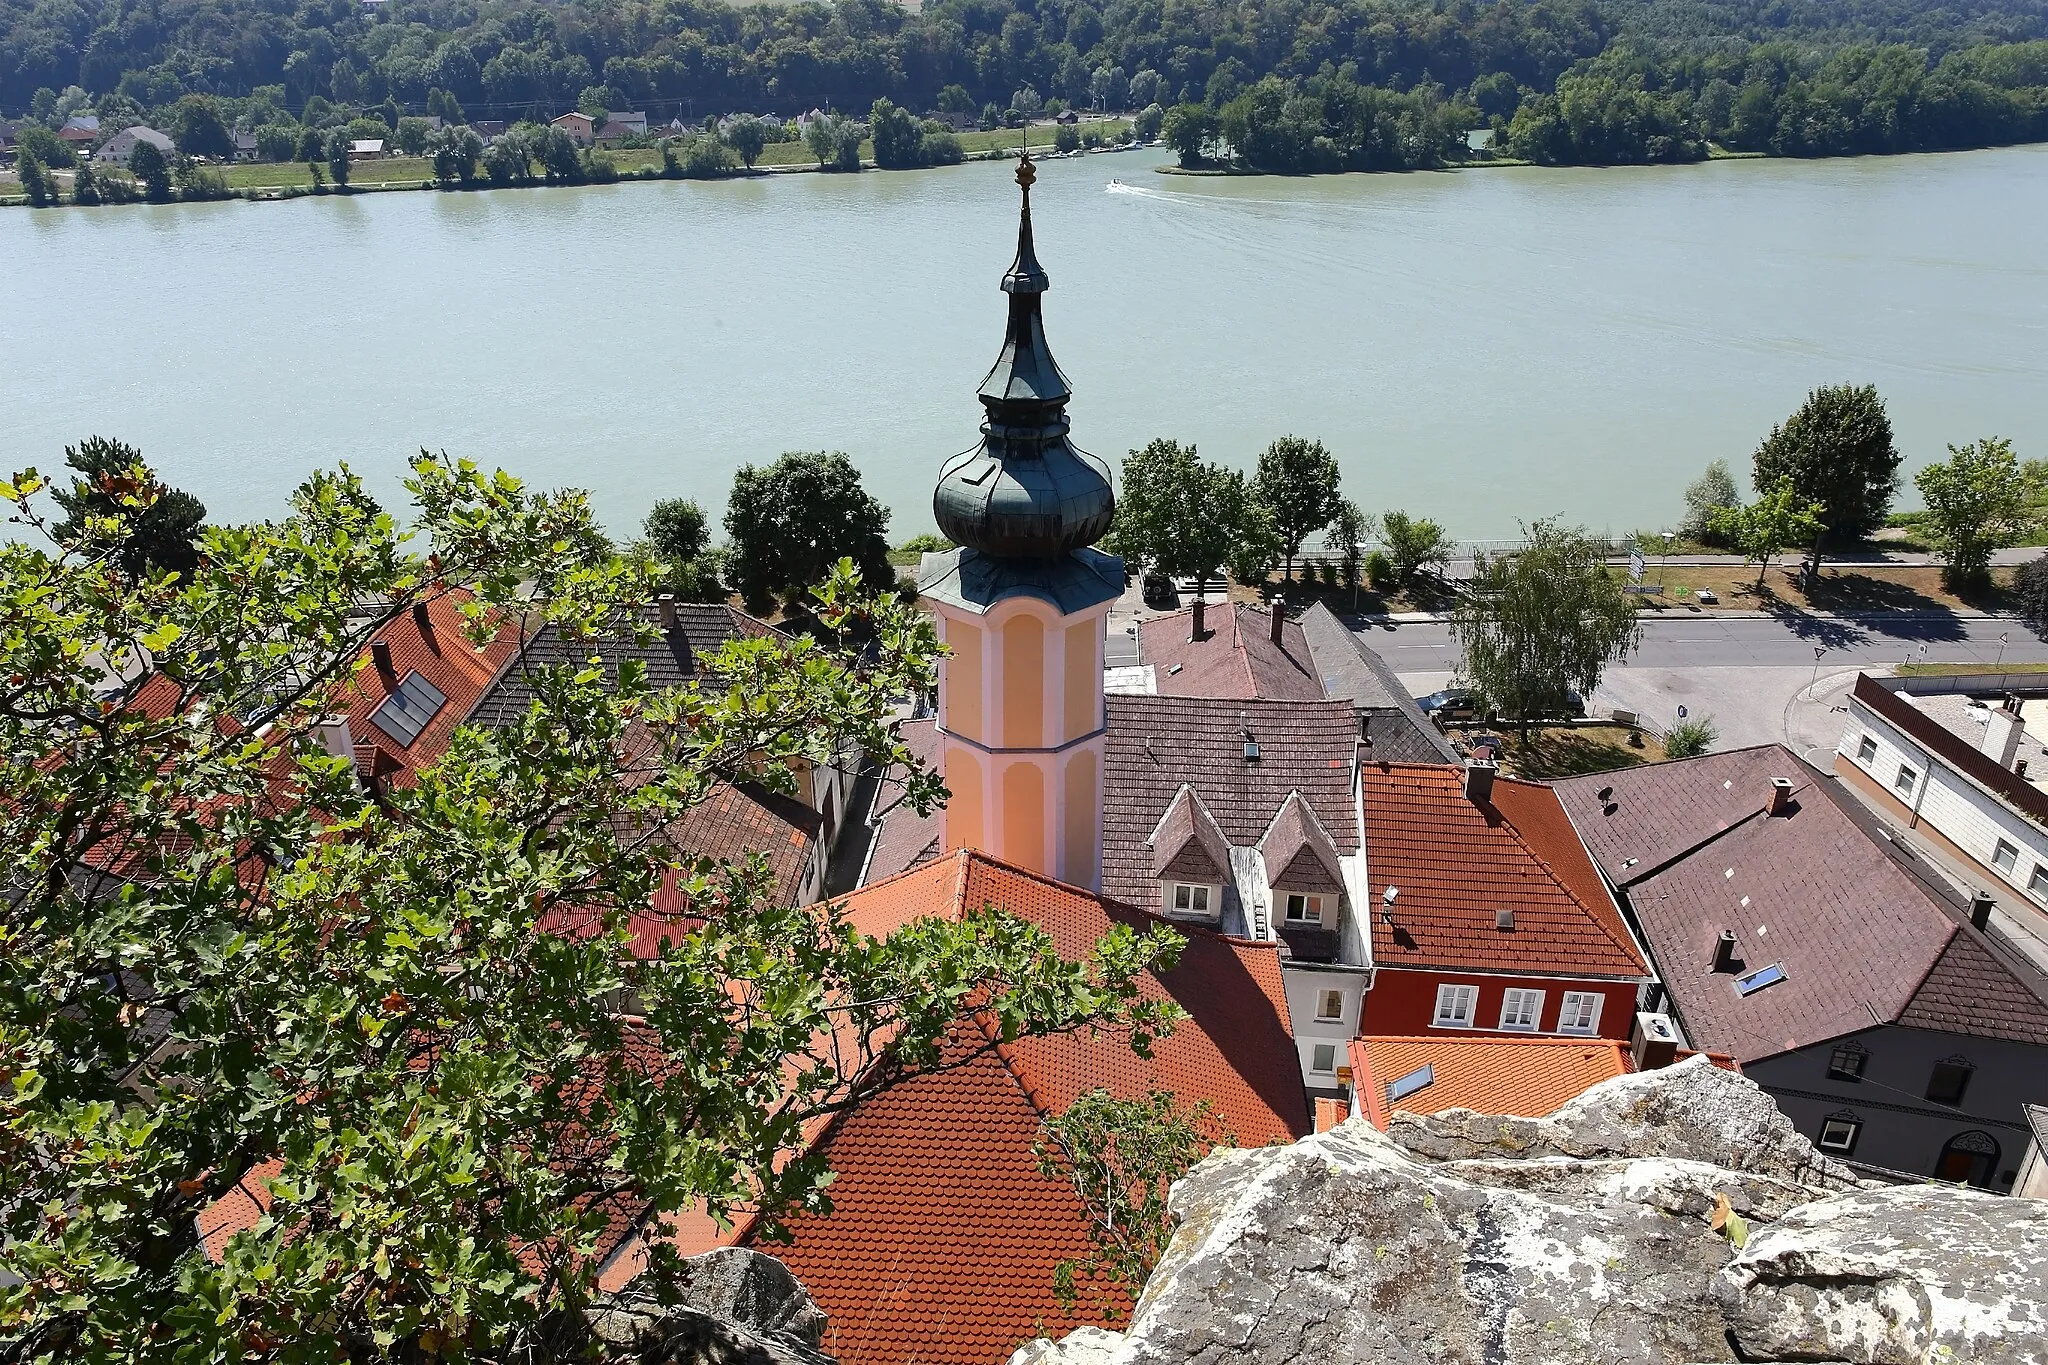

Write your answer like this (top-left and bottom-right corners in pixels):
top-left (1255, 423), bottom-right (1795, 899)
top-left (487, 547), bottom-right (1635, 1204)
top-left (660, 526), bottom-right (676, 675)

top-left (94, 125), bottom-right (174, 166)
top-left (1556, 745), bottom-right (2048, 1189)
top-left (1837, 672), bottom-right (2048, 927)
top-left (550, 111), bottom-right (595, 146)
top-left (349, 138), bottom-right (386, 160)
top-left (595, 112), bottom-right (648, 141)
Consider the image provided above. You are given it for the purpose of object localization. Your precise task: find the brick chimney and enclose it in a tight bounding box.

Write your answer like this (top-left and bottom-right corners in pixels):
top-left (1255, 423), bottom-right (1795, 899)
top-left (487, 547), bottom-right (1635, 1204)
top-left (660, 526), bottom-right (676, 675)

top-left (370, 639), bottom-right (393, 676)
top-left (410, 599), bottom-right (432, 632)
top-left (657, 594), bottom-right (678, 630)
top-left (1270, 598), bottom-right (1285, 645)
top-left (1711, 929), bottom-right (1739, 973)
top-left (1767, 777), bottom-right (1794, 816)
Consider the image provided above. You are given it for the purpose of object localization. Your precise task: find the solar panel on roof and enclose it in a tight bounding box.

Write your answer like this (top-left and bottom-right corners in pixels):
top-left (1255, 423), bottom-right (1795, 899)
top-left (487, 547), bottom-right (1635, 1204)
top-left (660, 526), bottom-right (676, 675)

top-left (367, 670), bottom-right (447, 747)
top-left (1386, 1063), bottom-right (1435, 1104)
top-left (1734, 962), bottom-right (1787, 996)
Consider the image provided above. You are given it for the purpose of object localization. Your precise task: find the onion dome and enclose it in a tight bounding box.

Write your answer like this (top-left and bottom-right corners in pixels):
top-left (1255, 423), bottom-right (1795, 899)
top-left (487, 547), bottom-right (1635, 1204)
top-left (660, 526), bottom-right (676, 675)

top-left (932, 153), bottom-right (1115, 561)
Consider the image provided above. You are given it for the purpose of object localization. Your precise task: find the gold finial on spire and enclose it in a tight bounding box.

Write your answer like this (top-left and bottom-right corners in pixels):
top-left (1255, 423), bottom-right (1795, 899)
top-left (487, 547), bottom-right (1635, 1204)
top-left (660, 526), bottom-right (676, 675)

top-left (1016, 152), bottom-right (1036, 190)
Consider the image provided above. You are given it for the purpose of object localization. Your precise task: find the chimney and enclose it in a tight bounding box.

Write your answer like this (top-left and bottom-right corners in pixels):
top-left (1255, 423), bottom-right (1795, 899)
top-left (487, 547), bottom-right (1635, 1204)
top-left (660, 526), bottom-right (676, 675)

top-left (1970, 890), bottom-right (1994, 931)
top-left (1270, 598), bottom-right (1285, 645)
top-left (1495, 906), bottom-right (1515, 931)
top-left (1711, 929), bottom-right (1739, 974)
top-left (1983, 702), bottom-right (2024, 769)
top-left (1463, 759), bottom-right (1497, 804)
top-left (1767, 777), bottom-right (1794, 816)
top-left (1633, 1012), bottom-right (1680, 1071)
top-left (370, 639), bottom-right (393, 676)
top-left (1191, 595), bottom-right (1208, 641)
top-left (410, 599), bottom-right (432, 632)
top-left (310, 715), bottom-right (354, 762)
top-left (657, 594), bottom-right (678, 630)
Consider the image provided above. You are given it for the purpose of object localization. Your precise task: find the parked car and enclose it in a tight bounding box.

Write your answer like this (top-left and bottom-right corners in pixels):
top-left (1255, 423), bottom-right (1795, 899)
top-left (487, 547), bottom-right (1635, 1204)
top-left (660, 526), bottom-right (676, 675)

top-left (1142, 573), bottom-right (1179, 609)
top-left (1417, 688), bottom-right (1478, 722)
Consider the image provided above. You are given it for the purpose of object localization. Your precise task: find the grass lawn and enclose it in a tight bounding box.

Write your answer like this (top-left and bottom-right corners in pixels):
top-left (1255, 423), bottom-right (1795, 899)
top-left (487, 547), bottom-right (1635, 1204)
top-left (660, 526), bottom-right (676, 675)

top-left (1898, 661), bottom-right (2048, 676)
top-left (1625, 563), bottom-right (2012, 616)
top-left (1448, 723), bottom-right (1665, 779)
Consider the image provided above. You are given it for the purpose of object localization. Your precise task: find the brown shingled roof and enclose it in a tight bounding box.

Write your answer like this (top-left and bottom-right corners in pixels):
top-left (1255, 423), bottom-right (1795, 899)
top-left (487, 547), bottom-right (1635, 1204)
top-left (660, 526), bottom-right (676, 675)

top-left (1362, 763), bottom-right (1648, 979)
top-left (1554, 745), bottom-right (2048, 1061)
top-left (1102, 695), bottom-right (1359, 912)
top-left (1259, 791), bottom-right (1344, 893)
top-left (1149, 784), bottom-right (1233, 882)
top-left (1138, 602), bottom-right (1323, 702)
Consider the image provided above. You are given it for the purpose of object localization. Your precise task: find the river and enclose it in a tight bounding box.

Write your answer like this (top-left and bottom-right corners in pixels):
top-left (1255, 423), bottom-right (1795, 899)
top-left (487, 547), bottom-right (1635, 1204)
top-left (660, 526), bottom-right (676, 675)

top-left (5, 144), bottom-right (2046, 542)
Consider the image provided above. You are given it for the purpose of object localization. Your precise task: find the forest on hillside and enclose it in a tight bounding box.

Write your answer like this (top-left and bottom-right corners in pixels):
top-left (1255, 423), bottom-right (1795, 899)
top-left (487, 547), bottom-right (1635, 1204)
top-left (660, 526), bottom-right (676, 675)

top-left (5, 0), bottom-right (2046, 118)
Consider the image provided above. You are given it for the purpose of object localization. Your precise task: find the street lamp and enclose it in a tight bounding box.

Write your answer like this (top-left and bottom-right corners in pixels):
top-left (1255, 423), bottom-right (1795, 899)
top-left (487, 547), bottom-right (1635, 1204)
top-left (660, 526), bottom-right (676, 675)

top-left (1661, 530), bottom-right (1674, 590)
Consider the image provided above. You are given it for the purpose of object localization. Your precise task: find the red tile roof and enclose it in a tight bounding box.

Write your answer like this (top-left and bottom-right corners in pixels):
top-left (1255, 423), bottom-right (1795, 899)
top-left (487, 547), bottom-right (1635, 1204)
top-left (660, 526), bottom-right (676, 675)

top-left (753, 850), bottom-right (1309, 1365)
top-left (1102, 695), bottom-right (1359, 913)
top-left (331, 589), bottom-right (520, 788)
top-left (1139, 603), bottom-right (1323, 702)
top-left (1350, 1035), bottom-right (1633, 1125)
top-left (1361, 763), bottom-right (1649, 979)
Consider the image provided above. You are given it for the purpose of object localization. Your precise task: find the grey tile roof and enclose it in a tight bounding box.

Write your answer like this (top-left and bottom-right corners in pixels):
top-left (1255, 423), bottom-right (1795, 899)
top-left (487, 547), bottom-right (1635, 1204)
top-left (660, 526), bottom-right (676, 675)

top-left (1150, 785), bottom-right (1233, 882)
top-left (1555, 745), bottom-right (2048, 1060)
top-left (462, 602), bottom-right (779, 729)
top-left (1139, 603), bottom-right (1323, 702)
top-left (1296, 602), bottom-right (1460, 763)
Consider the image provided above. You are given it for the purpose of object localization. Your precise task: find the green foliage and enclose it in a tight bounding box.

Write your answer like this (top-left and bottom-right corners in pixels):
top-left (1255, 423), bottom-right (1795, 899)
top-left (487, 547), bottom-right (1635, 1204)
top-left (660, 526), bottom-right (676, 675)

top-left (167, 94), bottom-right (234, 158)
top-left (1664, 714), bottom-right (1719, 759)
top-left (1709, 478), bottom-right (1825, 587)
top-left (325, 128), bottom-right (351, 188)
top-left (16, 146), bottom-right (53, 205)
top-left (1216, 73), bottom-right (1470, 171)
top-left (1161, 103), bottom-right (1219, 166)
top-left (1506, 67), bottom-right (1705, 164)
top-left (1377, 510), bottom-right (1454, 589)
top-left (16, 122), bottom-right (74, 168)
top-left (1324, 499), bottom-right (1375, 602)
top-left (253, 121), bottom-right (298, 162)
top-left (431, 127), bottom-right (484, 186)
top-left (1915, 436), bottom-right (2033, 590)
top-left (1451, 519), bottom-right (1642, 734)
top-left (726, 114), bottom-right (769, 168)
top-left (1109, 439), bottom-right (1271, 601)
top-left (1033, 1088), bottom-right (1229, 1320)
top-left (1752, 384), bottom-right (1900, 546)
top-left (0, 449), bottom-right (1182, 1363)
top-left (724, 451), bottom-right (893, 613)
top-left (392, 115), bottom-right (435, 155)
top-left (1253, 435), bottom-right (1344, 579)
top-left (804, 114), bottom-right (862, 171)
top-left (128, 140), bottom-right (172, 200)
top-left (1364, 549), bottom-right (1394, 590)
top-left (1681, 458), bottom-right (1741, 543)
top-left (50, 436), bottom-right (209, 579)
top-left (1133, 102), bottom-right (1166, 140)
top-left (871, 98), bottom-right (925, 167)
top-left (175, 160), bottom-right (232, 200)
top-left (1053, 123), bottom-right (1082, 153)
top-left (2014, 556), bottom-right (2048, 636)
top-left (895, 533), bottom-right (955, 555)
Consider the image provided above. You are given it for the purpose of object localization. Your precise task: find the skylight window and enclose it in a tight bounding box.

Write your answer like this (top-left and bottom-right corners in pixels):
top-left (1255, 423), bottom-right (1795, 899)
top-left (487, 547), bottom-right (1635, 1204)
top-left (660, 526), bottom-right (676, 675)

top-left (367, 670), bottom-right (447, 747)
top-left (1734, 962), bottom-right (1787, 996)
top-left (1386, 1064), bottom-right (1435, 1104)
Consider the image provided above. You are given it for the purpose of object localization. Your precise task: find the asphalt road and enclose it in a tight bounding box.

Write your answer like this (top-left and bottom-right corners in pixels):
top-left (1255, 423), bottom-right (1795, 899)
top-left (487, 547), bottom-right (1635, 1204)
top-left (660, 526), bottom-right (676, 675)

top-left (1361, 612), bottom-right (2048, 675)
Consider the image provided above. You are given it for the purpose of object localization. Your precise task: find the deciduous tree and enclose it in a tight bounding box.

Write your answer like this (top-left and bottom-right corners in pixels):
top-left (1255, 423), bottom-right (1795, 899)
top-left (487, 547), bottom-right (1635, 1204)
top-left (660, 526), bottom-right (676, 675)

top-left (1161, 103), bottom-right (1217, 166)
top-left (1108, 439), bottom-right (1261, 637)
top-left (0, 451), bottom-right (1178, 1364)
top-left (1253, 435), bottom-right (1343, 580)
top-left (1915, 437), bottom-right (2033, 591)
top-left (1033, 1088), bottom-right (1228, 1320)
top-left (1752, 384), bottom-right (1900, 551)
top-left (1708, 478), bottom-right (1824, 588)
top-left (1377, 510), bottom-right (1453, 590)
top-left (1323, 498), bottom-right (1374, 608)
top-left (1681, 458), bottom-right (1740, 543)
top-left (129, 139), bottom-right (173, 200)
top-left (723, 450), bottom-right (892, 612)
top-left (1450, 519), bottom-right (1641, 736)
top-left (726, 115), bottom-right (768, 168)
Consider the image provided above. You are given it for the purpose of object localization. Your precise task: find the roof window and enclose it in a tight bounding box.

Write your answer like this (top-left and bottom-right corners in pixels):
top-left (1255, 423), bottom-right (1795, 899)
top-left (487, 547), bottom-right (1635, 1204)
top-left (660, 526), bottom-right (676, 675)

top-left (367, 669), bottom-right (448, 747)
top-left (1733, 961), bottom-right (1787, 996)
top-left (1386, 1064), bottom-right (1435, 1103)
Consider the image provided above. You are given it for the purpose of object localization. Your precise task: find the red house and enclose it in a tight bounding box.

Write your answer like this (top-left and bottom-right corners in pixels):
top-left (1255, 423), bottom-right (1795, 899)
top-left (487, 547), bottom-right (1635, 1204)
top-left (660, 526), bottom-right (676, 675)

top-left (1357, 762), bottom-right (1655, 1042)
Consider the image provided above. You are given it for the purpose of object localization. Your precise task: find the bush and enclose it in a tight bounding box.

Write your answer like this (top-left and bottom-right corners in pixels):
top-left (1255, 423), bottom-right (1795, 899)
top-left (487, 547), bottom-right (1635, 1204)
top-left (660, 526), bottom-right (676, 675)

top-left (920, 128), bottom-right (963, 164)
top-left (1054, 124), bottom-right (1081, 153)
top-left (1364, 550), bottom-right (1394, 590)
top-left (2016, 557), bottom-right (2048, 636)
top-left (177, 163), bottom-right (233, 200)
top-left (1663, 716), bottom-right (1718, 760)
top-left (895, 533), bottom-right (955, 556)
top-left (581, 150), bottom-right (620, 182)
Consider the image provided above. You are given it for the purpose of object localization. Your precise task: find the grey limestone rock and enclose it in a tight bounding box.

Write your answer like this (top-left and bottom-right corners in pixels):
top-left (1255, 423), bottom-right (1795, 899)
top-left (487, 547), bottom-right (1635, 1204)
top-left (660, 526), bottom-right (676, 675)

top-left (1007, 1058), bottom-right (2046, 1365)
top-left (589, 1247), bottom-right (833, 1365)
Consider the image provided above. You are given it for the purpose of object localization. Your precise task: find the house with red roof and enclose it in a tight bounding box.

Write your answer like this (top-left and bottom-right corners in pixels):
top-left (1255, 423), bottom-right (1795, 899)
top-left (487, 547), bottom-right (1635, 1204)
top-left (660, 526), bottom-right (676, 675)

top-left (1355, 760), bottom-right (1655, 1046)
top-left (1134, 601), bottom-right (1323, 701)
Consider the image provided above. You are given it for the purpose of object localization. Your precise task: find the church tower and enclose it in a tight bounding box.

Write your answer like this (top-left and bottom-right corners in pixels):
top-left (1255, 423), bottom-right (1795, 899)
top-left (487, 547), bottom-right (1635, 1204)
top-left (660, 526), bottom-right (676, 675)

top-left (919, 153), bottom-right (1123, 890)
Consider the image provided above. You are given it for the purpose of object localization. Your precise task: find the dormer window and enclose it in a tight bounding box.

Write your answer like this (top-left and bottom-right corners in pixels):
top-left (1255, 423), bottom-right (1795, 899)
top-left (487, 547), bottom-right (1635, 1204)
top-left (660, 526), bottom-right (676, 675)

top-left (1284, 893), bottom-right (1328, 926)
top-left (1168, 882), bottom-right (1214, 916)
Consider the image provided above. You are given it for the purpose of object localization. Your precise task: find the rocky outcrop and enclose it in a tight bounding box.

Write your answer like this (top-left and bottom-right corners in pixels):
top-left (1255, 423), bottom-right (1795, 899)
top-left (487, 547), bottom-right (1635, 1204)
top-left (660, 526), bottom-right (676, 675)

top-left (589, 1247), bottom-right (834, 1365)
top-left (1009, 1057), bottom-right (2047, 1365)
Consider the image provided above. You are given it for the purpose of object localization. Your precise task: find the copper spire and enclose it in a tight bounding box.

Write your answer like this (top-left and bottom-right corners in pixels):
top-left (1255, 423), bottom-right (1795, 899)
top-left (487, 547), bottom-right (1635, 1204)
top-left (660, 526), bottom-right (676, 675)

top-left (1002, 148), bottom-right (1048, 295)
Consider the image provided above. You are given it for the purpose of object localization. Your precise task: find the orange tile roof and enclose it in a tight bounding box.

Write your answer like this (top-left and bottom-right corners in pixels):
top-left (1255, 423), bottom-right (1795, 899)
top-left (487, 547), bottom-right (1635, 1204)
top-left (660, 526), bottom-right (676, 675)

top-left (1361, 763), bottom-right (1649, 980)
top-left (748, 850), bottom-right (1310, 1365)
top-left (1350, 1035), bottom-right (1634, 1124)
top-left (331, 588), bottom-right (520, 788)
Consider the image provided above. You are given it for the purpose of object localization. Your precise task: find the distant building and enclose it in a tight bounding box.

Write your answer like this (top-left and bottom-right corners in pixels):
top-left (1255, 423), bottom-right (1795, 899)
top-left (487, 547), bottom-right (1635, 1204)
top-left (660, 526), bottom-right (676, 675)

top-left (468, 120), bottom-right (508, 141)
top-left (95, 126), bottom-right (174, 166)
top-left (1838, 673), bottom-right (2048, 917)
top-left (232, 131), bottom-right (259, 161)
top-left (348, 138), bottom-right (385, 160)
top-left (595, 112), bottom-right (647, 142)
top-left (550, 111), bottom-right (594, 147)
top-left (1557, 744), bottom-right (2048, 1190)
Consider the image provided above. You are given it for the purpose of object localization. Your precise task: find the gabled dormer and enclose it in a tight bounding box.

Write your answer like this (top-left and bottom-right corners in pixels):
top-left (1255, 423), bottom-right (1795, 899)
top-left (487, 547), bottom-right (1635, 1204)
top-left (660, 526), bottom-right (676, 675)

top-left (1260, 789), bottom-right (1348, 961)
top-left (1147, 783), bottom-right (1233, 924)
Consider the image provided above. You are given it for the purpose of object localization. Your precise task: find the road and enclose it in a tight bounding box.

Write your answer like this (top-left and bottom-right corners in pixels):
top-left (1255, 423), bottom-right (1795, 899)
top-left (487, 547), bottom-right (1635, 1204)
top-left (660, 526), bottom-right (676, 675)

top-left (1365, 612), bottom-right (2048, 675)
